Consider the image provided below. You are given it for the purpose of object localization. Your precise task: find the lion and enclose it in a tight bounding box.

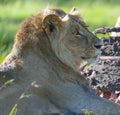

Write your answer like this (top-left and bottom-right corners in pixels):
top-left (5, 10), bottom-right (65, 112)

top-left (0, 8), bottom-right (120, 115)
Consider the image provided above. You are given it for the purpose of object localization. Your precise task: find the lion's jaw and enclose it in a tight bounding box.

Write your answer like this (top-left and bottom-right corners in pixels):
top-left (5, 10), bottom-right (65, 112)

top-left (59, 48), bottom-right (101, 73)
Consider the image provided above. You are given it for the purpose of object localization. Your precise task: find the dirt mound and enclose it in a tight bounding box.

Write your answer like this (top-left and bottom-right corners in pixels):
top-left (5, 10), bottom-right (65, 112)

top-left (87, 36), bottom-right (120, 91)
top-left (85, 27), bottom-right (120, 103)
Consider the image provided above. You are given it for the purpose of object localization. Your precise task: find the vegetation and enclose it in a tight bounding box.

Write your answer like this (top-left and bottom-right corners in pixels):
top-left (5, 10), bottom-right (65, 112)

top-left (0, 0), bottom-right (120, 63)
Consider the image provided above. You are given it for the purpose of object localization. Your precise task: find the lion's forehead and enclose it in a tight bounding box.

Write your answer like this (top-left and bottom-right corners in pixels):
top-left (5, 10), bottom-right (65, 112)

top-left (68, 14), bottom-right (88, 29)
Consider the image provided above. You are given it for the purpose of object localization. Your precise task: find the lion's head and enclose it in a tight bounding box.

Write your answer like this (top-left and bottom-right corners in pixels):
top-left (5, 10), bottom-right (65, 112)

top-left (9, 8), bottom-right (102, 74)
top-left (41, 8), bottom-right (102, 73)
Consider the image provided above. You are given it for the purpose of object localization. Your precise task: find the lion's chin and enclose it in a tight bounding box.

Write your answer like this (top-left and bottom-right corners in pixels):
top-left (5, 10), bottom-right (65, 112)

top-left (79, 56), bottom-right (99, 72)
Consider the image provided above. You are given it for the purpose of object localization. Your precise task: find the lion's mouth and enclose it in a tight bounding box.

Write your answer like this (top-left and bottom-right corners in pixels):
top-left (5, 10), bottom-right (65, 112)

top-left (80, 56), bottom-right (98, 71)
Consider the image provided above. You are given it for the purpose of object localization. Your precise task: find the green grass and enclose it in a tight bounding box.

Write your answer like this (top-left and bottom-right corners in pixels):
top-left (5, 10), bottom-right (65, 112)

top-left (0, 0), bottom-right (120, 63)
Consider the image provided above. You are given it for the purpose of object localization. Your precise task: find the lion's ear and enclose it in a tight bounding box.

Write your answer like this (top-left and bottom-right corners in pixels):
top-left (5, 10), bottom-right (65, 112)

top-left (42, 14), bottom-right (61, 32)
top-left (69, 7), bottom-right (80, 18)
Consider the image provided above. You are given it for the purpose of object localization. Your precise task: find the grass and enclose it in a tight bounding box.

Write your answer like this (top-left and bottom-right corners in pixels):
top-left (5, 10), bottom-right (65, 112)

top-left (0, 0), bottom-right (120, 63)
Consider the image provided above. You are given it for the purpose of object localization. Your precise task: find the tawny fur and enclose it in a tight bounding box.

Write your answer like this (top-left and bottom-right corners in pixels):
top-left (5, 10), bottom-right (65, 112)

top-left (0, 8), bottom-right (120, 115)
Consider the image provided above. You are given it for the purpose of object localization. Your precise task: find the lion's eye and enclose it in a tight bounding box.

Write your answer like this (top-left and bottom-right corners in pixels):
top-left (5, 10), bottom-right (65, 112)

top-left (75, 31), bottom-right (84, 38)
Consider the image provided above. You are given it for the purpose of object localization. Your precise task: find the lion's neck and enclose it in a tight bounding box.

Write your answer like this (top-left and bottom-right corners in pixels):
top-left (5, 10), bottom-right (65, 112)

top-left (20, 48), bottom-right (88, 85)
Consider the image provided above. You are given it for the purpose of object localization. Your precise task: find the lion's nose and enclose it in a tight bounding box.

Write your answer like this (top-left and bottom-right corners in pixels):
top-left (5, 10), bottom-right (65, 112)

top-left (94, 39), bottom-right (103, 49)
top-left (94, 44), bottom-right (102, 49)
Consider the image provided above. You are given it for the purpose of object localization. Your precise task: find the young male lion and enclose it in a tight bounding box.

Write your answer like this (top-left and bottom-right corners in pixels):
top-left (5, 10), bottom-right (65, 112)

top-left (0, 8), bottom-right (120, 115)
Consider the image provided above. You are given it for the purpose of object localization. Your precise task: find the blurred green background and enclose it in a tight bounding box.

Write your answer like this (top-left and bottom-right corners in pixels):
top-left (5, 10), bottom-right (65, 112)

top-left (0, 0), bottom-right (120, 63)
